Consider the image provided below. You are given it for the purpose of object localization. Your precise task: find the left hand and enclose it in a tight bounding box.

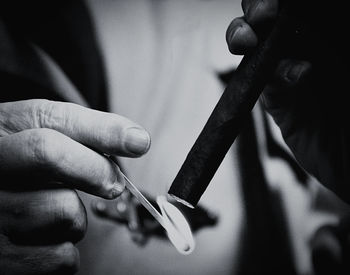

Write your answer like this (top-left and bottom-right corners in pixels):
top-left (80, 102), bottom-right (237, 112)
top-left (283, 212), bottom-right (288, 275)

top-left (225, 0), bottom-right (350, 203)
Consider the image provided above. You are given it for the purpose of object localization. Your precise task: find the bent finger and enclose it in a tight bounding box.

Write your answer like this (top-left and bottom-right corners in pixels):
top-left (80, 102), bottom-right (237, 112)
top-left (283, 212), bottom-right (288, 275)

top-left (0, 241), bottom-right (79, 275)
top-left (0, 128), bottom-right (125, 199)
top-left (0, 188), bottom-right (86, 245)
top-left (261, 59), bottom-right (312, 128)
top-left (242, 0), bottom-right (279, 27)
top-left (273, 59), bottom-right (312, 87)
top-left (0, 99), bottom-right (150, 157)
top-left (226, 17), bottom-right (258, 55)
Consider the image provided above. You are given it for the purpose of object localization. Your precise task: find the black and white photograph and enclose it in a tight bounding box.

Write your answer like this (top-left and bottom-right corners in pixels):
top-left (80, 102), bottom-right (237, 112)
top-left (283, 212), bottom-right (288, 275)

top-left (0, 0), bottom-right (349, 274)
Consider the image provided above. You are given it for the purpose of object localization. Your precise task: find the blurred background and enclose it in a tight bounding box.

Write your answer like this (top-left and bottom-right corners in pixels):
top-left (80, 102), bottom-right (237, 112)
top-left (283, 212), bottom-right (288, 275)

top-left (1, 0), bottom-right (349, 274)
top-left (68, 0), bottom-right (350, 274)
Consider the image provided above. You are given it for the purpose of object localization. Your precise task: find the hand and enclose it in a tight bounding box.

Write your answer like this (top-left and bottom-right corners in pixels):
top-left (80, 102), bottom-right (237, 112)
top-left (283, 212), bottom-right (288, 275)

top-left (0, 99), bottom-right (150, 274)
top-left (226, 0), bottom-right (350, 203)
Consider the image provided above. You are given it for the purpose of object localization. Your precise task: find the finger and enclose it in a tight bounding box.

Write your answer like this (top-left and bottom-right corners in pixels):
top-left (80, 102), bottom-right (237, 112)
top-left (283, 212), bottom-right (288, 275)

top-left (0, 189), bottom-right (86, 245)
top-left (0, 240), bottom-right (79, 275)
top-left (0, 99), bottom-right (151, 157)
top-left (261, 59), bottom-right (311, 111)
top-left (0, 128), bottom-right (125, 199)
top-left (261, 59), bottom-right (311, 128)
top-left (242, 0), bottom-right (279, 27)
top-left (274, 59), bottom-right (312, 87)
top-left (226, 17), bottom-right (258, 55)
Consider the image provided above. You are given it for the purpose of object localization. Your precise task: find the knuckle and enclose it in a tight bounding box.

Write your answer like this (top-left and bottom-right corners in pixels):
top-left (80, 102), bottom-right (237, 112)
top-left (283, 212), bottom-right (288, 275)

top-left (36, 100), bottom-right (69, 130)
top-left (32, 99), bottom-right (51, 128)
top-left (28, 129), bottom-right (50, 165)
top-left (28, 129), bottom-right (66, 169)
top-left (59, 190), bottom-right (87, 241)
top-left (28, 129), bottom-right (53, 165)
top-left (55, 242), bottom-right (80, 273)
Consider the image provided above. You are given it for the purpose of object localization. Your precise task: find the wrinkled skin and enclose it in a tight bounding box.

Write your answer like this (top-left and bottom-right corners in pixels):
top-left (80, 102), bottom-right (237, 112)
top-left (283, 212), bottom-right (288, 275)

top-left (0, 99), bottom-right (150, 274)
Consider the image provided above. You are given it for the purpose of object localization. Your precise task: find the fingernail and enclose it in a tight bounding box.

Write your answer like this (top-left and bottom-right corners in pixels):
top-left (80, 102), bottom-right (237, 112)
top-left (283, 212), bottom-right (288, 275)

top-left (231, 26), bottom-right (242, 43)
top-left (108, 164), bottom-right (126, 199)
top-left (112, 182), bottom-right (125, 198)
top-left (124, 127), bottom-right (151, 155)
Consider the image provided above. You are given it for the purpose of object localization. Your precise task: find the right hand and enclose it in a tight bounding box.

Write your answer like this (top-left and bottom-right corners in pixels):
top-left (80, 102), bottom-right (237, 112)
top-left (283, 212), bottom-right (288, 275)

top-left (0, 99), bottom-right (150, 274)
top-left (226, 0), bottom-right (350, 203)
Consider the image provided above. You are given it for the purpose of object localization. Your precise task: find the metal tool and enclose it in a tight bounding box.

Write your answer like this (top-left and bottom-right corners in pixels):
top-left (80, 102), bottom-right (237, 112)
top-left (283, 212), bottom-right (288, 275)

top-left (107, 154), bottom-right (195, 254)
top-left (120, 171), bottom-right (195, 255)
top-left (121, 171), bottom-right (166, 229)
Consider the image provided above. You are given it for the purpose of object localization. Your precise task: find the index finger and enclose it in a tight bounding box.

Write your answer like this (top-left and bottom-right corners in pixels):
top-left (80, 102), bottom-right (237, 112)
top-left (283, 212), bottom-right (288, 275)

top-left (242, 0), bottom-right (279, 27)
top-left (0, 99), bottom-right (151, 157)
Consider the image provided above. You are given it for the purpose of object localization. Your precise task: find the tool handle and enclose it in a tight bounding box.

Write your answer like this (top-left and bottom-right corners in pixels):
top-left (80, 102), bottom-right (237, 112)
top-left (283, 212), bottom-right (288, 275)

top-left (168, 6), bottom-right (299, 207)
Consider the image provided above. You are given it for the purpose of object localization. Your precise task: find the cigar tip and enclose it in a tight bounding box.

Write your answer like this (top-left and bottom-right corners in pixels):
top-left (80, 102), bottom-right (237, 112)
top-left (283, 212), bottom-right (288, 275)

top-left (167, 194), bottom-right (195, 209)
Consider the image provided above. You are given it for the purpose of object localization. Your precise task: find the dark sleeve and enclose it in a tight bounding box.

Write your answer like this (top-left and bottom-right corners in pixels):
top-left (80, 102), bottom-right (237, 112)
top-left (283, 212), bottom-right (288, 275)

top-left (0, 0), bottom-right (107, 110)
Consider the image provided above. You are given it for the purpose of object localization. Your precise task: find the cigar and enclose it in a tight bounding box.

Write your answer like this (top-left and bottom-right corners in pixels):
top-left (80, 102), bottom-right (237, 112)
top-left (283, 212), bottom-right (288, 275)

top-left (168, 5), bottom-right (299, 208)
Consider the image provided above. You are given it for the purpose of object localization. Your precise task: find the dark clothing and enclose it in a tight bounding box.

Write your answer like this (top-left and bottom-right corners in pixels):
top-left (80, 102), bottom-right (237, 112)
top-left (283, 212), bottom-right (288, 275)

top-left (0, 0), bottom-right (107, 110)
